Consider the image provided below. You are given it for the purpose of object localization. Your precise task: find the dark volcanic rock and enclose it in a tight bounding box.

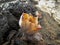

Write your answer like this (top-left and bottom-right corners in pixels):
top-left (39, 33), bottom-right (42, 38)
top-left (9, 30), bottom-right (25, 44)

top-left (0, 10), bottom-right (19, 44)
top-left (0, 13), bottom-right (9, 35)
top-left (0, 13), bottom-right (9, 44)
top-left (7, 30), bottom-right (17, 40)
top-left (0, 0), bottom-right (16, 3)
top-left (14, 38), bottom-right (27, 45)
top-left (0, 7), bottom-right (2, 12)
top-left (7, 3), bottom-right (37, 19)
top-left (2, 11), bottom-right (19, 30)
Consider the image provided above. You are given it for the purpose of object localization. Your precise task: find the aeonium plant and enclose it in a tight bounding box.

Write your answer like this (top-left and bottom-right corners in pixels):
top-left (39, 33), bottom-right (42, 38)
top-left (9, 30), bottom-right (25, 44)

top-left (19, 13), bottom-right (42, 35)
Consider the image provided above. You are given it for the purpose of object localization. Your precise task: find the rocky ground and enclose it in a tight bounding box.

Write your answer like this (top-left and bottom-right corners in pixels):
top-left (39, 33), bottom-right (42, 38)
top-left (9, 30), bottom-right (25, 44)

top-left (0, 0), bottom-right (60, 45)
